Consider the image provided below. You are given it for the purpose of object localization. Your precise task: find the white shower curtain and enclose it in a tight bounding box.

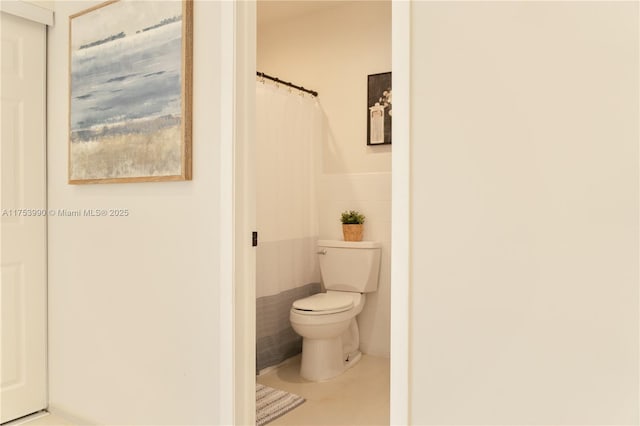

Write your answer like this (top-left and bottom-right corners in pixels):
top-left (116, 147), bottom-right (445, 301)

top-left (255, 80), bottom-right (323, 372)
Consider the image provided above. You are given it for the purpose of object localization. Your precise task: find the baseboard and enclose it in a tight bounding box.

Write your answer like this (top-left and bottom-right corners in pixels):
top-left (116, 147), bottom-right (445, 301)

top-left (257, 354), bottom-right (301, 377)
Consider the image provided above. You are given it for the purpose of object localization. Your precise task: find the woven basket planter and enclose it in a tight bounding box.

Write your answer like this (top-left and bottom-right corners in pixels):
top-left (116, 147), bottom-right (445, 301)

top-left (342, 224), bottom-right (363, 242)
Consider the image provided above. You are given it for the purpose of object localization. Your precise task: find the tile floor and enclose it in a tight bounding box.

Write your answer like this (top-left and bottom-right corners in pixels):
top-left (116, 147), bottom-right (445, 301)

top-left (12, 354), bottom-right (389, 426)
top-left (257, 354), bottom-right (390, 426)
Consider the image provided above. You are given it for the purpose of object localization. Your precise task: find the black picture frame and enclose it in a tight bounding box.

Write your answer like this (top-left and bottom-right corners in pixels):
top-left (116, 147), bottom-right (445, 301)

top-left (367, 72), bottom-right (392, 145)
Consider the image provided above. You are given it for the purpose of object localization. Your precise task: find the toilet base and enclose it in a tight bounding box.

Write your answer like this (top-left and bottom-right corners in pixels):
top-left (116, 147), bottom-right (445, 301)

top-left (344, 350), bottom-right (362, 370)
top-left (300, 336), bottom-right (361, 381)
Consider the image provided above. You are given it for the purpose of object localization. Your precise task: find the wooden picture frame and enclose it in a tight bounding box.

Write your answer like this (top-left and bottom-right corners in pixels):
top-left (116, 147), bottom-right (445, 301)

top-left (68, 0), bottom-right (192, 184)
top-left (367, 72), bottom-right (392, 145)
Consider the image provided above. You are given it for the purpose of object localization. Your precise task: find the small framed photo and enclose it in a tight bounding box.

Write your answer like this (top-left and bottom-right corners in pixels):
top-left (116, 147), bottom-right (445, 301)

top-left (367, 72), bottom-right (392, 145)
top-left (69, 0), bottom-right (193, 184)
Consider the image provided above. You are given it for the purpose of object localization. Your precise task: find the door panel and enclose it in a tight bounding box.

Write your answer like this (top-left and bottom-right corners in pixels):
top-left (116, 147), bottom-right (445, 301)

top-left (1, 11), bottom-right (47, 423)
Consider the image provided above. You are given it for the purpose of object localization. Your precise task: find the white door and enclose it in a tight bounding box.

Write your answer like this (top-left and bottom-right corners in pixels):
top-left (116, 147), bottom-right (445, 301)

top-left (0, 11), bottom-right (47, 423)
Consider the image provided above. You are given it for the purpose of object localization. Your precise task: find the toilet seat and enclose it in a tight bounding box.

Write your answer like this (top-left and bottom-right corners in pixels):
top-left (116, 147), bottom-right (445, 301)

top-left (292, 292), bottom-right (354, 315)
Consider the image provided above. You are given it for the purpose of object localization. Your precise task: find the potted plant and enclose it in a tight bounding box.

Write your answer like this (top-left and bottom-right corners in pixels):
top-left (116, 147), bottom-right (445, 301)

top-left (340, 210), bottom-right (366, 242)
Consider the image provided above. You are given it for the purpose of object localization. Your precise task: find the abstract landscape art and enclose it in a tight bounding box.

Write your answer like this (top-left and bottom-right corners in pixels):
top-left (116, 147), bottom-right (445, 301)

top-left (69, 0), bottom-right (192, 184)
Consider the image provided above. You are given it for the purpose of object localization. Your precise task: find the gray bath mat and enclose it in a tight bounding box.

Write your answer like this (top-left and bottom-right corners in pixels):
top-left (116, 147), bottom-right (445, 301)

top-left (256, 383), bottom-right (305, 426)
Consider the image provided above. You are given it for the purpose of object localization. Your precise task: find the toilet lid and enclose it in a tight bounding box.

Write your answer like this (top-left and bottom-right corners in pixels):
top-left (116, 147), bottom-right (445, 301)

top-left (292, 292), bottom-right (353, 313)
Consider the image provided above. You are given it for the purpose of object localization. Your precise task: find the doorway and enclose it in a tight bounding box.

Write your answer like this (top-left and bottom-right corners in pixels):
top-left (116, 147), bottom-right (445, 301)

top-left (254, 1), bottom-right (392, 423)
top-left (224, 1), bottom-right (410, 424)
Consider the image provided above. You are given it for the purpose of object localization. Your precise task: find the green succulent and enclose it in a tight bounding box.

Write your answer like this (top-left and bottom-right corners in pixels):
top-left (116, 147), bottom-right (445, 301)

top-left (340, 210), bottom-right (366, 224)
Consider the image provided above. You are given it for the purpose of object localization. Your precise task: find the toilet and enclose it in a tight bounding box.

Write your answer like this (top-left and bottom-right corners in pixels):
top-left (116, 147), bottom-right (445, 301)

top-left (290, 240), bottom-right (381, 381)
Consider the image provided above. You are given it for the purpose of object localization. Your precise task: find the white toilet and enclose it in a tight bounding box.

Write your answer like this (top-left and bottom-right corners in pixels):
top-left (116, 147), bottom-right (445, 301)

top-left (290, 240), bottom-right (381, 381)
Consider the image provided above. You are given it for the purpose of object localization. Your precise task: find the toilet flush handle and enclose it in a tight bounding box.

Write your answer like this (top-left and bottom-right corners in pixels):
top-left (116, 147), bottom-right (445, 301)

top-left (317, 249), bottom-right (327, 255)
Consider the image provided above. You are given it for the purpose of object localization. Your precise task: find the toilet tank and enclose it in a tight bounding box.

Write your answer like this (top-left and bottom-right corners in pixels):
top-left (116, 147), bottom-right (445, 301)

top-left (317, 240), bottom-right (381, 293)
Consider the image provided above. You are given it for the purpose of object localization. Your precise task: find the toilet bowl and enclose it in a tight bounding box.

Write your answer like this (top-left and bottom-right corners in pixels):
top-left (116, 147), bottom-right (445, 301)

top-left (290, 291), bottom-right (365, 381)
top-left (290, 240), bottom-right (381, 381)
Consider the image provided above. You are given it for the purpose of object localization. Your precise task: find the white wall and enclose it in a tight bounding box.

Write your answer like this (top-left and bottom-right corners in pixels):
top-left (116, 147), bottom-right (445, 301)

top-left (258, 1), bottom-right (391, 175)
top-left (409, 2), bottom-right (639, 424)
top-left (47, 1), bottom-right (222, 424)
top-left (23, 0), bottom-right (53, 10)
top-left (20, 0), bottom-right (55, 10)
top-left (258, 1), bottom-right (392, 357)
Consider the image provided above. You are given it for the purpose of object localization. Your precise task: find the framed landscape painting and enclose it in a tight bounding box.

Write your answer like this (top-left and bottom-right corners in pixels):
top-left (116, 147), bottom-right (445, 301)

top-left (69, 0), bottom-right (192, 184)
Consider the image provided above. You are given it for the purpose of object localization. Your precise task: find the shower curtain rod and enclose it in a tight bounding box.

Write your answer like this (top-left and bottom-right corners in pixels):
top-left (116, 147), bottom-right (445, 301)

top-left (256, 71), bottom-right (318, 97)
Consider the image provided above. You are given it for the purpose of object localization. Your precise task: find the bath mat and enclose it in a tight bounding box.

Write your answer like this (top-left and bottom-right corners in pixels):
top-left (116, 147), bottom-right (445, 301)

top-left (256, 383), bottom-right (305, 426)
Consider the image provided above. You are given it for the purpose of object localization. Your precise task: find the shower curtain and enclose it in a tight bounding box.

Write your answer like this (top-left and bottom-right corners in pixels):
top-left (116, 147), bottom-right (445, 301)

top-left (255, 80), bottom-right (323, 372)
